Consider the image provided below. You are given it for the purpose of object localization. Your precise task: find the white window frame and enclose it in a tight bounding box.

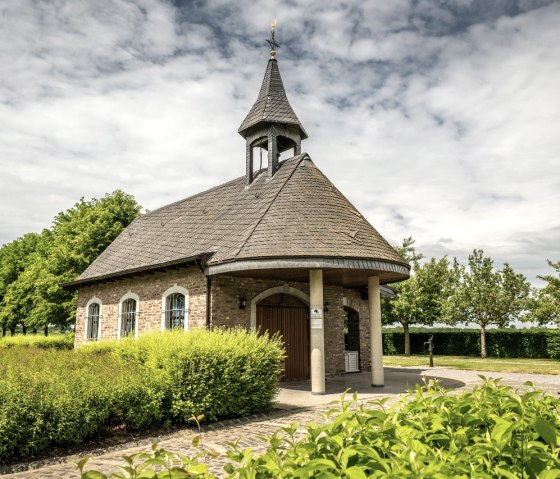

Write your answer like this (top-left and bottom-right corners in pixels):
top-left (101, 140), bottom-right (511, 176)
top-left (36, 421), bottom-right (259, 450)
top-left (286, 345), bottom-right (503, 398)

top-left (161, 285), bottom-right (189, 332)
top-left (85, 297), bottom-right (102, 341)
top-left (118, 292), bottom-right (140, 339)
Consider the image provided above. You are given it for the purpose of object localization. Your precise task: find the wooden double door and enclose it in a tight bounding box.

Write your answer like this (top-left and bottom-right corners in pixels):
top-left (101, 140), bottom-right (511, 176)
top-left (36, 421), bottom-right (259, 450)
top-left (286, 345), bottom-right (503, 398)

top-left (256, 294), bottom-right (309, 381)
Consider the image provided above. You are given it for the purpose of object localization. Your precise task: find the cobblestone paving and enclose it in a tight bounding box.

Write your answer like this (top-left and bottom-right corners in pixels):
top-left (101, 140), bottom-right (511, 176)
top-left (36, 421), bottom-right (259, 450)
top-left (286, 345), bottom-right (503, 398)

top-left (3, 368), bottom-right (559, 479)
top-left (2, 395), bottom-right (398, 479)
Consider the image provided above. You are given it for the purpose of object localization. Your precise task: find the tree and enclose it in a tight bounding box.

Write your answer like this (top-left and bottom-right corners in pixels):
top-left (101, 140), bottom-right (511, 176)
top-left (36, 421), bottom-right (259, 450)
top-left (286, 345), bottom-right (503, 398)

top-left (382, 238), bottom-right (452, 355)
top-left (530, 260), bottom-right (560, 326)
top-left (0, 232), bottom-right (41, 335)
top-left (44, 189), bottom-right (141, 331)
top-left (0, 190), bottom-right (141, 334)
top-left (395, 237), bottom-right (424, 265)
top-left (446, 250), bottom-right (531, 358)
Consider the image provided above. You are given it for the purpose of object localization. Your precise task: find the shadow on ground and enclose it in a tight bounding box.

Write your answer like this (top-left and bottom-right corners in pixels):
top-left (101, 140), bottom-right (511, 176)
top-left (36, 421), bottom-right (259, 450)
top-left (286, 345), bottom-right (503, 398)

top-left (276, 367), bottom-right (465, 409)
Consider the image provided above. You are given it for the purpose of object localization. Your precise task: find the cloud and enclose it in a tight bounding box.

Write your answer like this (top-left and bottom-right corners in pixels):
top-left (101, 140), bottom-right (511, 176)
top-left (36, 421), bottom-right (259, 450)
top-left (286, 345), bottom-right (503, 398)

top-left (0, 0), bottom-right (559, 286)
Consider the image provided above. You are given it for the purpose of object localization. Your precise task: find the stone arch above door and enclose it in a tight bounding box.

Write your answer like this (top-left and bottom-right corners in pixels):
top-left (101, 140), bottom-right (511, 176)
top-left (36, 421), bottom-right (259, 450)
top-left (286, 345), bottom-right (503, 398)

top-left (250, 286), bottom-right (310, 329)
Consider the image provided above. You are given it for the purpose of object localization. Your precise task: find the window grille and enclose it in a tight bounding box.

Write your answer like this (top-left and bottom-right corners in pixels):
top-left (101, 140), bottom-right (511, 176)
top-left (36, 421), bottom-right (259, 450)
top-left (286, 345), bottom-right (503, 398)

top-left (87, 302), bottom-right (100, 340)
top-left (121, 298), bottom-right (137, 337)
top-left (164, 293), bottom-right (186, 329)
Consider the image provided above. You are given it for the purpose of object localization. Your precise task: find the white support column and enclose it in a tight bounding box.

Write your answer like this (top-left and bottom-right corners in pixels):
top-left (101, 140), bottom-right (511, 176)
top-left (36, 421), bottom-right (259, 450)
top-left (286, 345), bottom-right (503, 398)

top-left (368, 275), bottom-right (384, 387)
top-left (309, 269), bottom-right (325, 394)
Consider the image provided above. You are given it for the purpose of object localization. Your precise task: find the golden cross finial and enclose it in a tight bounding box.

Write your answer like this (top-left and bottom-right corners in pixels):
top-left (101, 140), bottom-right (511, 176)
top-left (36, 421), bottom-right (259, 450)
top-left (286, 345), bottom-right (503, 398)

top-left (266, 20), bottom-right (279, 58)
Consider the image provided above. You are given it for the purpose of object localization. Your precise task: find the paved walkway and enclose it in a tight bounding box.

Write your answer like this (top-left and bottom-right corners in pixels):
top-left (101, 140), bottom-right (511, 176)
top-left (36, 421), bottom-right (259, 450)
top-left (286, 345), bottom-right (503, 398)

top-left (3, 367), bottom-right (559, 478)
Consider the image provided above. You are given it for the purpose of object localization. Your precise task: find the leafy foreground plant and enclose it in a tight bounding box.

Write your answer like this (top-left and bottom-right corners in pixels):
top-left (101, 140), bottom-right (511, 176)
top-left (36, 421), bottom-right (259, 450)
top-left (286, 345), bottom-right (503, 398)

top-left (79, 377), bottom-right (560, 479)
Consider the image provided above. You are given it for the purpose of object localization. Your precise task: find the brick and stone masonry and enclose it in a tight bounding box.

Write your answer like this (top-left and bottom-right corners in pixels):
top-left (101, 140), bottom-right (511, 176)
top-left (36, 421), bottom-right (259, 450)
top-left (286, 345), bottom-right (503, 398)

top-left (75, 268), bottom-right (207, 345)
top-left (75, 269), bottom-right (372, 378)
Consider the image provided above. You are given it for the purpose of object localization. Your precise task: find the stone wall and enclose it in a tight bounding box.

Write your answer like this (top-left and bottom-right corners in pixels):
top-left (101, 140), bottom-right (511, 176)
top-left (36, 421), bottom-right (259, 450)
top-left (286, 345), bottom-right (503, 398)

top-left (75, 267), bottom-right (207, 346)
top-left (75, 269), bottom-right (374, 377)
top-left (212, 275), bottom-right (359, 377)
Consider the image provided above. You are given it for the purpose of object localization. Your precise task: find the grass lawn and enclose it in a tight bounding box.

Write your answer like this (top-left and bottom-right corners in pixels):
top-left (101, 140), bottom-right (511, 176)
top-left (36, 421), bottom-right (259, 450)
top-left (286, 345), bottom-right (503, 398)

top-left (383, 355), bottom-right (560, 375)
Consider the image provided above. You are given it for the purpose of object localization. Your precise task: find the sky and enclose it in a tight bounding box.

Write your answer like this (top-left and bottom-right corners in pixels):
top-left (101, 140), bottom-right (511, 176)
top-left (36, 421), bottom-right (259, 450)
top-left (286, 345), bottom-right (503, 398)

top-left (0, 0), bottom-right (559, 286)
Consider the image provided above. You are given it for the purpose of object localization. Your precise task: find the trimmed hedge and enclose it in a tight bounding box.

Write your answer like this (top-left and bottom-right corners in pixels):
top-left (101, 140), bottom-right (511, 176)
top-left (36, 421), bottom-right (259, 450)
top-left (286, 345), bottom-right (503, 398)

top-left (105, 329), bottom-right (284, 422)
top-left (0, 329), bottom-right (283, 463)
top-left (0, 348), bottom-right (165, 462)
top-left (0, 332), bottom-right (74, 350)
top-left (383, 327), bottom-right (560, 358)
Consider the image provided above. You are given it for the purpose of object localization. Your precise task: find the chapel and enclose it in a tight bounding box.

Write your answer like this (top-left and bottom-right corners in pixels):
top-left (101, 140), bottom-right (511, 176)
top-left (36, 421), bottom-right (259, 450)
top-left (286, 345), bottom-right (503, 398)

top-left (68, 25), bottom-right (410, 393)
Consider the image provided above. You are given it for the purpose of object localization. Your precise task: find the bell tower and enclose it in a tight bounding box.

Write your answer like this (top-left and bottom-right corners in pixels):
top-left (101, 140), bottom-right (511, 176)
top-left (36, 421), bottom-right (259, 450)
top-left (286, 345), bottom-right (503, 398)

top-left (238, 22), bottom-right (308, 185)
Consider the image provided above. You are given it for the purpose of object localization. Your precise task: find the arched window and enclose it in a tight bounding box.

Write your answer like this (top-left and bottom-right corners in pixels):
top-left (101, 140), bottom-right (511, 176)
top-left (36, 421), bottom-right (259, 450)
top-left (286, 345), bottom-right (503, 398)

top-left (165, 293), bottom-right (185, 329)
top-left (121, 298), bottom-right (137, 337)
top-left (85, 298), bottom-right (102, 341)
top-left (161, 286), bottom-right (189, 331)
top-left (118, 292), bottom-right (139, 339)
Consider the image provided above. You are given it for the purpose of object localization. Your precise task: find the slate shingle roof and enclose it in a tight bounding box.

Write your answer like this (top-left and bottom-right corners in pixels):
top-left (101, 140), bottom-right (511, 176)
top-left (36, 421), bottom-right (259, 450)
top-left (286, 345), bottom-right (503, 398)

top-left (75, 154), bottom-right (407, 284)
top-left (238, 59), bottom-right (307, 138)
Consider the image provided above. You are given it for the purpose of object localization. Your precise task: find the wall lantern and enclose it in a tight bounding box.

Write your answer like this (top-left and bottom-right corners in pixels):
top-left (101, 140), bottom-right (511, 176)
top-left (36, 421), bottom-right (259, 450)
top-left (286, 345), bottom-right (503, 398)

top-left (324, 302), bottom-right (329, 313)
top-left (239, 297), bottom-right (247, 310)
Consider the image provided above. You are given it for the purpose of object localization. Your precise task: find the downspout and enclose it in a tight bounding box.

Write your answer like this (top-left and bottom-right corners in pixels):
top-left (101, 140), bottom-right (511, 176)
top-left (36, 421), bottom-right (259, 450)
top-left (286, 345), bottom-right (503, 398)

top-left (206, 276), bottom-right (212, 330)
top-left (195, 258), bottom-right (212, 330)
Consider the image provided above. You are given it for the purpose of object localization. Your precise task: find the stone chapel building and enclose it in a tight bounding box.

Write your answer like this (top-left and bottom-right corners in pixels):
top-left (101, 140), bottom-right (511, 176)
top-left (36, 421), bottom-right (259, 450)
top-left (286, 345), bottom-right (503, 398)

top-left (67, 31), bottom-right (410, 394)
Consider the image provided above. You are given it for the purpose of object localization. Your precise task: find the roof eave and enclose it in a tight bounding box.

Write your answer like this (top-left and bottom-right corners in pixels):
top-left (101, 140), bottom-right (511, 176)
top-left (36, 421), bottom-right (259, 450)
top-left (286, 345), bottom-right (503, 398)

top-left (206, 256), bottom-right (410, 279)
top-left (238, 120), bottom-right (307, 140)
top-left (61, 254), bottom-right (210, 290)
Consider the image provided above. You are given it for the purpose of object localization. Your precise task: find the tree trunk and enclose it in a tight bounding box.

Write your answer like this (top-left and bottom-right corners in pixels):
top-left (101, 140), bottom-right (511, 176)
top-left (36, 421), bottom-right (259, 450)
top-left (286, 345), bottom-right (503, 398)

top-left (44, 325), bottom-right (49, 337)
top-left (403, 323), bottom-right (411, 356)
top-left (32, 327), bottom-right (37, 334)
top-left (22, 325), bottom-right (27, 335)
top-left (480, 325), bottom-right (487, 358)
top-left (1, 325), bottom-right (6, 337)
top-left (9, 326), bottom-right (15, 336)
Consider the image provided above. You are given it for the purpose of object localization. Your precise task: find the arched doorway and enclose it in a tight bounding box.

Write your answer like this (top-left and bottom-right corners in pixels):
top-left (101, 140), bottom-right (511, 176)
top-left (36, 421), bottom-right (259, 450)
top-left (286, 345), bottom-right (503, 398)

top-left (256, 293), bottom-right (309, 381)
top-left (344, 306), bottom-right (361, 372)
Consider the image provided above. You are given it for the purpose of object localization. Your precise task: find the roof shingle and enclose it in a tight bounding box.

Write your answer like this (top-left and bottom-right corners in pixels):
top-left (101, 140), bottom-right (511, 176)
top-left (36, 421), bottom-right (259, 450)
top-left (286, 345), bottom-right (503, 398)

top-left (76, 155), bottom-right (408, 284)
top-left (238, 59), bottom-right (307, 138)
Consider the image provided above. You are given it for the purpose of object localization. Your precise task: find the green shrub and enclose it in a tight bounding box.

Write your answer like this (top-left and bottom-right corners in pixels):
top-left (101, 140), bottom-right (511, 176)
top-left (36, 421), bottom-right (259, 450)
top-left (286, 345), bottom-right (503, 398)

top-left (80, 378), bottom-right (560, 479)
top-left (0, 332), bottom-right (74, 350)
top-left (0, 329), bottom-right (283, 463)
top-left (106, 329), bottom-right (284, 422)
top-left (383, 327), bottom-right (560, 358)
top-left (0, 348), bottom-right (165, 462)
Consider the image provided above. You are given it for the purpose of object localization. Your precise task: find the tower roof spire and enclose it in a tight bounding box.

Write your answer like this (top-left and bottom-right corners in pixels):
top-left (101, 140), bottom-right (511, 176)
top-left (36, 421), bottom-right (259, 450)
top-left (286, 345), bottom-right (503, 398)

top-left (238, 21), bottom-right (307, 139)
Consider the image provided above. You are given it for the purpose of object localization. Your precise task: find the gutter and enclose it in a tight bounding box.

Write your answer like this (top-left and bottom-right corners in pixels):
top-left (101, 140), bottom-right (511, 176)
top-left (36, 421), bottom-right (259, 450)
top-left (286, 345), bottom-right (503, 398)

top-left (61, 255), bottom-right (204, 290)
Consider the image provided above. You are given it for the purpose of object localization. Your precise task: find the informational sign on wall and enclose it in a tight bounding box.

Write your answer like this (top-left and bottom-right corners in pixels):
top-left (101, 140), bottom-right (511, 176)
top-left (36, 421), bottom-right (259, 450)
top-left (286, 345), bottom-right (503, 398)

top-left (310, 307), bottom-right (323, 329)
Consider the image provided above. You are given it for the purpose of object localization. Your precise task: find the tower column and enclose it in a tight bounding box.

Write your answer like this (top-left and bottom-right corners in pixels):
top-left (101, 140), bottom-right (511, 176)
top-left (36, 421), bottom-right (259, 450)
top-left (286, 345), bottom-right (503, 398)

top-left (267, 128), bottom-right (278, 177)
top-left (245, 141), bottom-right (253, 185)
top-left (368, 275), bottom-right (384, 387)
top-left (309, 269), bottom-right (325, 394)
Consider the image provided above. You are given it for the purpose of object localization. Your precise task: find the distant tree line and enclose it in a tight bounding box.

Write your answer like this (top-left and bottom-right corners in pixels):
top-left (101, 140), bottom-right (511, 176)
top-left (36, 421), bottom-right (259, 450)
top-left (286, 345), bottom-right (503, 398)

top-left (382, 237), bottom-right (560, 358)
top-left (0, 191), bottom-right (141, 336)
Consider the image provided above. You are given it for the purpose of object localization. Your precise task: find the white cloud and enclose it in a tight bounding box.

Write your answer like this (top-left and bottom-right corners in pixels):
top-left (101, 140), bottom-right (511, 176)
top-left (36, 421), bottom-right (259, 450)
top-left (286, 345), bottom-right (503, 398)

top-left (0, 0), bottom-right (559, 286)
